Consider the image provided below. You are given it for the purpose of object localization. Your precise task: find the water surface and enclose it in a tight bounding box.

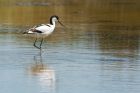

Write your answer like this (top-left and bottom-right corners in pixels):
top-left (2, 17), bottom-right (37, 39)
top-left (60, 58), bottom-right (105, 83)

top-left (0, 0), bottom-right (140, 93)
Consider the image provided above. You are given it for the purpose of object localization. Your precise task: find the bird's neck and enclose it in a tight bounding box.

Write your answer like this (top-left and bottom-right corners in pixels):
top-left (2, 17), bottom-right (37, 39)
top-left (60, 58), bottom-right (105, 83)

top-left (52, 21), bottom-right (56, 26)
top-left (50, 21), bottom-right (56, 28)
top-left (50, 19), bottom-right (56, 25)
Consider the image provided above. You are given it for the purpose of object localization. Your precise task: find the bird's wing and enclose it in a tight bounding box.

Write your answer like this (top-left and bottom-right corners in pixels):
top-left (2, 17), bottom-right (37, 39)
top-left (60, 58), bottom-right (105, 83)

top-left (35, 24), bottom-right (51, 33)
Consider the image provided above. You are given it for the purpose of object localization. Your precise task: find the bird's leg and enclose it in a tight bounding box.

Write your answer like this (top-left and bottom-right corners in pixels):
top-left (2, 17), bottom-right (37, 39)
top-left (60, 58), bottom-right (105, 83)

top-left (39, 49), bottom-right (43, 67)
top-left (33, 37), bottom-right (37, 46)
top-left (39, 38), bottom-right (44, 49)
top-left (33, 37), bottom-right (40, 49)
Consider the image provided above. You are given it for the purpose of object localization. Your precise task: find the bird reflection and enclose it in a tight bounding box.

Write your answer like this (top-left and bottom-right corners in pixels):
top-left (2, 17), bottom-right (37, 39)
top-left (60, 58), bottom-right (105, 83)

top-left (29, 49), bottom-right (55, 92)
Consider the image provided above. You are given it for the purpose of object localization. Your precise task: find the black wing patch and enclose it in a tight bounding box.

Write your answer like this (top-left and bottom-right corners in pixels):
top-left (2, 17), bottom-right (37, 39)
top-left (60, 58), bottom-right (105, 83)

top-left (46, 24), bottom-right (51, 27)
top-left (33, 30), bottom-right (43, 33)
top-left (35, 24), bottom-right (50, 27)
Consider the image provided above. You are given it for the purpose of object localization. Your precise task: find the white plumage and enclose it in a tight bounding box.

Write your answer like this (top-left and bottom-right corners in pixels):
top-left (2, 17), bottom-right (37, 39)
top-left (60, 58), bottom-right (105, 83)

top-left (25, 15), bottom-right (64, 49)
top-left (35, 24), bottom-right (54, 35)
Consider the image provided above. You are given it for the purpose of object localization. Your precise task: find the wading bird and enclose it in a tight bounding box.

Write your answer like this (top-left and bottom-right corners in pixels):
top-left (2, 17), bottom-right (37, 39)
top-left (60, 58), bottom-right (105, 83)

top-left (24, 15), bottom-right (64, 49)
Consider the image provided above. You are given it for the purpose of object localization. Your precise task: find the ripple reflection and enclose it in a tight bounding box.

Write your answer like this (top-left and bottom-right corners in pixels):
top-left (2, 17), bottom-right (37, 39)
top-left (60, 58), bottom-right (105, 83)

top-left (28, 50), bottom-right (55, 93)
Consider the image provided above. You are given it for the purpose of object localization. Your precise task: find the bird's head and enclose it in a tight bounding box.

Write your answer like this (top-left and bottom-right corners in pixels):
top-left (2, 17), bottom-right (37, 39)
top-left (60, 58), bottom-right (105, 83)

top-left (50, 15), bottom-right (65, 27)
top-left (50, 15), bottom-right (59, 22)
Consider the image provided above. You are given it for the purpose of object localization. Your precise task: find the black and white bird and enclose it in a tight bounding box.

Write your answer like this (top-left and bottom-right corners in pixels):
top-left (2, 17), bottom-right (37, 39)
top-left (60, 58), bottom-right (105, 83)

top-left (25, 15), bottom-right (64, 49)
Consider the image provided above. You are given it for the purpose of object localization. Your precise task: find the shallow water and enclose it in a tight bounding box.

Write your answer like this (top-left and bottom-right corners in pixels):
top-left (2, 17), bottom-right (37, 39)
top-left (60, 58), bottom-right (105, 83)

top-left (0, 0), bottom-right (140, 93)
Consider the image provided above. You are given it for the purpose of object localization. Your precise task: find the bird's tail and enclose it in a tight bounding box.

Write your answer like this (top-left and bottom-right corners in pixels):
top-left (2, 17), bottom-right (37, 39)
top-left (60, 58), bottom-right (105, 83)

top-left (23, 26), bottom-right (37, 34)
